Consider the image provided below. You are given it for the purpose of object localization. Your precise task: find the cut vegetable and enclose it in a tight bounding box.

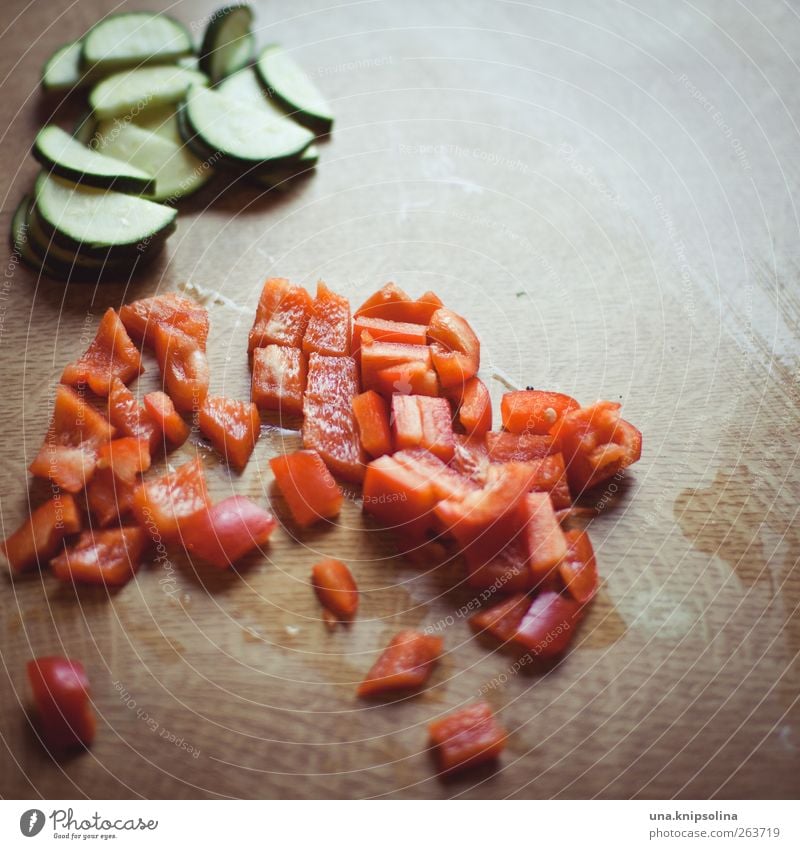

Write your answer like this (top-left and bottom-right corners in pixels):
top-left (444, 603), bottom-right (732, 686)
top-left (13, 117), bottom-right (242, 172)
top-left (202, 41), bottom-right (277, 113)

top-left (34, 125), bottom-right (155, 194)
top-left (200, 5), bottom-right (255, 84)
top-left (251, 344), bottom-right (307, 416)
top-left (269, 449), bottom-right (343, 528)
top-left (501, 389), bottom-right (580, 435)
top-left (33, 172), bottom-right (177, 257)
top-left (255, 44), bottom-right (334, 133)
top-left (28, 657), bottom-right (95, 751)
top-left (143, 391), bottom-right (190, 447)
top-left (312, 559), bottom-right (358, 625)
top-left (120, 293), bottom-right (209, 349)
top-left (90, 64), bottom-right (208, 121)
top-left (132, 457), bottom-right (209, 541)
top-left (152, 324), bottom-right (210, 413)
top-left (428, 701), bottom-right (507, 775)
top-left (51, 526), bottom-right (148, 586)
top-left (198, 395), bottom-right (260, 470)
top-left (82, 13), bottom-right (193, 76)
top-left (352, 390), bottom-right (392, 458)
top-left (302, 281), bottom-right (351, 357)
top-left (248, 277), bottom-right (313, 351)
top-left (513, 590), bottom-right (584, 658)
top-left (41, 41), bottom-right (86, 94)
top-left (107, 378), bottom-right (160, 451)
top-left (96, 437), bottom-right (151, 485)
top-left (357, 630), bottom-right (443, 699)
top-left (1, 495), bottom-right (81, 575)
top-left (356, 284), bottom-right (443, 325)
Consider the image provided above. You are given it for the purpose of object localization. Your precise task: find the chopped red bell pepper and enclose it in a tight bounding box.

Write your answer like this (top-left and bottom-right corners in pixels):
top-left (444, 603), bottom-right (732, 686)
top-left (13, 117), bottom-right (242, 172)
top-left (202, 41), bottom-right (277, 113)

top-left (120, 293), bottom-right (209, 349)
top-left (446, 376), bottom-right (492, 436)
top-left (152, 324), bottom-right (210, 414)
top-left (198, 395), bottom-right (261, 470)
top-left (251, 344), bottom-right (307, 417)
top-left (302, 281), bottom-right (352, 357)
top-left (501, 389), bottom-right (580, 434)
top-left (559, 528), bottom-right (598, 603)
top-left (360, 335), bottom-right (433, 393)
top-left (512, 590), bottom-right (584, 657)
top-left (392, 449), bottom-right (477, 501)
top-left (107, 378), bottom-right (160, 451)
top-left (85, 468), bottom-right (136, 527)
top-left (27, 657), bottom-right (95, 751)
top-left (469, 593), bottom-right (530, 643)
top-left (391, 394), bottom-right (455, 461)
top-left (550, 401), bottom-right (642, 493)
top-left (181, 495), bottom-right (276, 568)
top-left (449, 433), bottom-right (490, 483)
top-left (96, 437), bottom-right (151, 484)
top-left (1, 494), bottom-right (81, 574)
top-left (302, 354), bottom-right (365, 481)
top-left (362, 454), bottom-right (440, 535)
top-left (355, 283), bottom-right (443, 325)
top-left (312, 559), bottom-right (359, 624)
top-left (525, 453), bottom-right (572, 510)
top-left (132, 456), bottom-right (209, 541)
top-left (29, 385), bottom-right (115, 492)
top-left (427, 308), bottom-right (480, 388)
top-left (374, 361), bottom-right (440, 398)
top-left (61, 308), bottom-right (143, 396)
top-left (269, 449), bottom-right (343, 527)
top-left (352, 315), bottom-right (428, 354)
top-left (248, 277), bottom-right (313, 352)
top-left (357, 630), bottom-right (443, 698)
top-left (525, 492), bottom-right (568, 577)
top-left (352, 390), bottom-right (392, 458)
top-left (142, 391), bottom-right (190, 447)
top-left (463, 532), bottom-right (538, 593)
top-left (428, 701), bottom-right (507, 775)
top-left (485, 431), bottom-right (553, 463)
top-left (50, 526), bottom-right (148, 586)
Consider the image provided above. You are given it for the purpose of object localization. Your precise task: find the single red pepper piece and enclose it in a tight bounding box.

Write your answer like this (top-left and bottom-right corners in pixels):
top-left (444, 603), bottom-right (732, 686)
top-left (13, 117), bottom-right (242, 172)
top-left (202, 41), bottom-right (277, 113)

top-left (302, 281), bottom-right (352, 357)
top-left (525, 453), bottom-right (572, 510)
top-left (29, 385), bottom-right (116, 492)
top-left (132, 457), bottom-right (209, 542)
top-left (391, 394), bottom-right (455, 461)
top-left (107, 378), bottom-right (160, 451)
top-left (50, 526), bottom-right (148, 586)
top-left (352, 315), bottom-right (428, 355)
top-left (303, 353), bottom-right (365, 482)
top-left (85, 468), bottom-right (136, 527)
top-left (27, 657), bottom-right (95, 751)
top-left (446, 376), bottom-right (492, 436)
top-left (269, 449), bottom-right (343, 527)
top-left (96, 437), bottom-right (151, 484)
top-left (525, 492), bottom-right (568, 577)
top-left (120, 293), bottom-right (209, 349)
top-left (357, 630), bottom-right (443, 698)
top-left (248, 277), bottom-right (313, 352)
top-left (449, 433), bottom-right (490, 484)
top-left (374, 361), bottom-right (440, 398)
top-left (355, 283), bottom-right (443, 325)
top-left (152, 324), bottom-right (210, 414)
top-left (362, 454), bottom-right (440, 536)
top-left (559, 528), bottom-right (599, 603)
top-left (485, 430), bottom-right (553, 463)
top-left (142, 391), bottom-right (190, 447)
top-left (469, 594), bottom-right (531, 643)
top-left (1, 495), bottom-right (81, 574)
top-left (312, 559), bottom-right (359, 624)
top-left (513, 590), bottom-right (584, 658)
top-left (198, 395), bottom-right (261, 470)
top-left (464, 532), bottom-right (538, 593)
top-left (181, 495), bottom-right (276, 568)
top-left (251, 344), bottom-right (307, 416)
top-left (61, 308), bottom-right (143, 396)
top-left (360, 334), bottom-right (433, 393)
top-left (352, 390), bottom-right (392, 458)
top-left (550, 401), bottom-right (642, 493)
top-left (501, 389), bottom-right (580, 434)
top-left (392, 449), bottom-right (478, 501)
top-left (427, 308), bottom-right (480, 388)
top-left (428, 701), bottom-right (507, 775)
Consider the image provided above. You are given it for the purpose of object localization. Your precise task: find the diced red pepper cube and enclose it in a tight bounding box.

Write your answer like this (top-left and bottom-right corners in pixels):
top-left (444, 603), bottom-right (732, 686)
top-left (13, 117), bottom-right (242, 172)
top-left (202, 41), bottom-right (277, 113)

top-left (312, 559), bottom-right (359, 624)
top-left (391, 394), bottom-right (454, 461)
top-left (96, 437), bottom-right (151, 484)
top-left (355, 283), bottom-right (443, 325)
top-left (248, 278), bottom-right (313, 352)
top-left (152, 324), bottom-right (209, 414)
top-left (501, 389), bottom-right (580, 434)
top-left (428, 701), bottom-right (507, 775)
top-left (269, 449), bottom-right (343, 527)
top-left (50, 526), bottom-right (148, 586)
top-left (120, 293), bottom-right (209, 349)
top-left (352, 390), bottom-right (392, 458)
top-left (352, 315), bottom-right (428, 354)
top-left (357, 630), bottom-right (443, 698)
top-left (251, 344), bottom-right (307, 417)
top-left (485, 431), bottom-right (553, 463)
top-left (427, 308), bottom-right (480, 388)
top-left (559, 528), bottom-right (599, 603)
top-left (513, 590), bottom-right (584, 657)
top-left (198, 395), bottom-right (261, 470)
top-left (302, 281), bottom-right (351, 357)
top-left (132, 457), bottom-right (209, 542)
top-left (107, 378), bottom-right (160, 451)
top-left (142, 391), bottom-right (190, 447)
top-left (1, 495), bottom-right (81, 574)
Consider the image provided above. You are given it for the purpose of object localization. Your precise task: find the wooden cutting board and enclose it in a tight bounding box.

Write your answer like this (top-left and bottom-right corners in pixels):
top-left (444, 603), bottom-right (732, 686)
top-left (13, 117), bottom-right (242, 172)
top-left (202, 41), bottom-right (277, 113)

top-left (1, 0), bottom-right (798, 799)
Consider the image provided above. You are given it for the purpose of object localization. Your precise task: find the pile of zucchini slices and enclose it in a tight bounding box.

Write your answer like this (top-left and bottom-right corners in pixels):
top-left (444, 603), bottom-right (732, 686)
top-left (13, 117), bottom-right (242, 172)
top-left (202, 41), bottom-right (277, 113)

top-left (13, 6), bottom-right (333, 282)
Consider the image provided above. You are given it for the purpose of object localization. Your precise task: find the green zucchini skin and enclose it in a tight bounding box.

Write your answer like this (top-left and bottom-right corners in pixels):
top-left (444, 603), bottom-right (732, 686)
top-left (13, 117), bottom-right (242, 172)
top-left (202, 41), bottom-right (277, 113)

top-left (199, 5), bottom-right (255, 84)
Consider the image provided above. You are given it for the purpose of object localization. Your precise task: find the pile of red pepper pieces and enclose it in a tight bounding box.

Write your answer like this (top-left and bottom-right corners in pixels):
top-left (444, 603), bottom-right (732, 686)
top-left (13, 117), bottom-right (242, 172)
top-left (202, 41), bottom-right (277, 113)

top-left (2, 280), bottom-right (642, 774)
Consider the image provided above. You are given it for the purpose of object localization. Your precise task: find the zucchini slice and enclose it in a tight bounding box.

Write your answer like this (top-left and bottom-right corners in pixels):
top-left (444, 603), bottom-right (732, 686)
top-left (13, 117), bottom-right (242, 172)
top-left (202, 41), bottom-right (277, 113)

top-left (250, 145), bottom-right (319, 188)
top-left (33, 125), bottom-right (156, 194)
top-left (82, 13), bottom-right (193, 76)
top-left (72, 111), bottom-right (97, 145)
top-left (200, 5), bottom-right (255, 84)
top-left (95, 121), bottom-right (213, 202)
top-left (33, 172), bottom-right (177, 257)
top-left (132, 106), bottom-right (185, 143)
top-left (183, 82), bottom-right (314, 166)
top-left (216, 65), bottom-right (268, 103)
top-left (11, 196), bottom-right (50, 272)
top-left (255, 44), bottom-right (333, 133)
top-left (89, 65), bottom-right (209, 121)
top-left (41, 41), bottom-right (85, 93)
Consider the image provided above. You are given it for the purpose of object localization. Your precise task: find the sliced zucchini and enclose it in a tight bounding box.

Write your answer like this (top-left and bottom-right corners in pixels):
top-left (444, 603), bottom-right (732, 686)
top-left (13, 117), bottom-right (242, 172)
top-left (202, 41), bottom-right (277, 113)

top-left (11, 196), bottom-right (50, 272)
top-left (33, 125), bottom-right (156, 194)
top-left (255, 44), bottom-right (333, 133)
top-left (34, 172), bottom-right (177, 257)
top-left (177, 55), bottom-right (201, 72)
top-left (95, 121), bottom-right (212, 202)
top-left (26, 207), bottom-right (129, 271)
top-left (89, 65), bottom-right (209, 121)
top-left (216, 65), bottom-right (268, 104)
top-left (249, 145), bottom-right (318, 188)
top-left (200, 5), bottom-right (255, 84)
top-left (183, 82), bottom-right (314, 166)
top-left (72, 111), bottom-right (97, 145)
top-left (82, 13), bottom-right (193, 76)
top-left (41, 41), bottom-right (85, 93)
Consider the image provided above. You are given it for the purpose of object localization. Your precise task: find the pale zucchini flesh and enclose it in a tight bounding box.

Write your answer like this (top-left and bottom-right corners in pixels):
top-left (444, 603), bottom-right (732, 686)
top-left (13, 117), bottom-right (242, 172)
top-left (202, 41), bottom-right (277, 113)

top-left (90, 65), bottom-right (209, 121)
top-left (250, 145), bottom-right (318, 187)
top-left (34, 125), bottom-right (156, 194)
top-left (255, 44), bottom-right (333, 133)
top-left (200, 5), bottom-right (255, 83)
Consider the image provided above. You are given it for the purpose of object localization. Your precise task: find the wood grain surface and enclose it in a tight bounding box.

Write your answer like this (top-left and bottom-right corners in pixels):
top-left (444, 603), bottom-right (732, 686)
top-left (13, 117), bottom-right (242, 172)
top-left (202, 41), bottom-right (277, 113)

top-left (1, 0), bottom-right (798, 800)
